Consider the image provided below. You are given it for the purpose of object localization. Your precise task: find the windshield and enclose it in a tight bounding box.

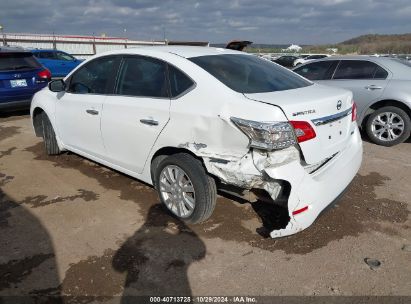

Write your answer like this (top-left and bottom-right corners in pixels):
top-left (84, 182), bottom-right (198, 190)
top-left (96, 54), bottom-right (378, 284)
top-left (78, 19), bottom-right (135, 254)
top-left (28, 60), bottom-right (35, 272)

top-left (0, 52), bottom-right (41, 71)
top-left (189, 54), bottom-right (311, 94)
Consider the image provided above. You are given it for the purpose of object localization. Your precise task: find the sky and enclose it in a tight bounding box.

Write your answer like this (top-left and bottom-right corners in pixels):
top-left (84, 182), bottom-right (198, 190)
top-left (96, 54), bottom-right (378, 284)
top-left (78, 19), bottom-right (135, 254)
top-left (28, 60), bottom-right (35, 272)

top-left (0, 0), bottom-right (410, 44)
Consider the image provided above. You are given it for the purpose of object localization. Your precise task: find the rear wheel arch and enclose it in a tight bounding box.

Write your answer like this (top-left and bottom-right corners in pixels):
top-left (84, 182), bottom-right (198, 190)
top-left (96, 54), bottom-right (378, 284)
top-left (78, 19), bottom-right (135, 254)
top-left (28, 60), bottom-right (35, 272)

top-left (362, 99), bottom-right (411, 128)
top-left (150, 146), bottom-right (211, 186)
top-left (152, 151), bottom-right (217, 223)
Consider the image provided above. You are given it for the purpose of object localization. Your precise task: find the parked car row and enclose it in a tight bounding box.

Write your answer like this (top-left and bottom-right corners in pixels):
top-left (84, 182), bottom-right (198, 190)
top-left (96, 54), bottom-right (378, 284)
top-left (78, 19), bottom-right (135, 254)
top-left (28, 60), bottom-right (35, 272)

top-left (0, 47), bottom-right (82, 110)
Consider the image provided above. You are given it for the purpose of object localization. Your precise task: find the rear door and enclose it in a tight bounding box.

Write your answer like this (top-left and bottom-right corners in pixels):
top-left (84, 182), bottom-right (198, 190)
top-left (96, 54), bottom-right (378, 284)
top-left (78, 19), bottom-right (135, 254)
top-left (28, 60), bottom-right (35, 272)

top-left (101, 55), bottom-right (171, 174)
top-left (55, 55), bottom-right (120, 159)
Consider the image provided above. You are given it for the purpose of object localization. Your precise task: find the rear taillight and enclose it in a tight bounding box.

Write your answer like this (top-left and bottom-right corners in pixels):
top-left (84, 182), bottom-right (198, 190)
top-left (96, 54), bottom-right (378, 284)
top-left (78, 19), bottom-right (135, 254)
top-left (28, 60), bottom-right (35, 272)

top-left (230, 117), bottom-right (297, 150)
top-left (37, 69), bottom-right (51, 81)
top-left (351, 101), bottom-right (357, 122)
top-left (290, 121), bottom-right (316, 143)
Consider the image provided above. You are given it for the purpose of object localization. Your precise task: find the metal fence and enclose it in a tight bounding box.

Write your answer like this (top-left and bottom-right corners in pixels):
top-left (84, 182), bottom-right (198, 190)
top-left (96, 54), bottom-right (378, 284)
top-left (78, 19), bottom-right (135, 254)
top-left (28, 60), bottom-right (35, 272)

top-left (1, 33), bottom-right (165, 58)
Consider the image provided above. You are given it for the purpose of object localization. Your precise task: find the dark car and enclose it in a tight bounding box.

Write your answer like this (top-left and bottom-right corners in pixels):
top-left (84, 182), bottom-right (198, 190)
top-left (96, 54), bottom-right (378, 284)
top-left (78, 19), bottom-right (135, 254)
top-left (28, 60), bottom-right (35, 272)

top-left (0, 47), bottom-right (51, 110)
top-left (31, 49), bottom-right (83, 77)
top-left (273, 55), bottom-right (299, 68)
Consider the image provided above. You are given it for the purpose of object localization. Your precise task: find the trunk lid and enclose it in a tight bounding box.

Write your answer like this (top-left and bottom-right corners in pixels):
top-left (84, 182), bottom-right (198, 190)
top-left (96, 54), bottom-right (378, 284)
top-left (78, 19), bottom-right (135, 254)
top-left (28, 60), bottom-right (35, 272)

top-left (245, 84), bottom-right (354, 165)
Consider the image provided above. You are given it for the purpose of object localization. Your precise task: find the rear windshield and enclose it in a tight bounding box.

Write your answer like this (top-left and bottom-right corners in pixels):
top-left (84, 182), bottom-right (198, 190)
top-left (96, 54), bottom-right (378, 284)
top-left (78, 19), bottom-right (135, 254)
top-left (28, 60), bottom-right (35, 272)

top-left (189, 54), bottom-right (311, 93)
top-left (0, 52), bottom-right (41, 71)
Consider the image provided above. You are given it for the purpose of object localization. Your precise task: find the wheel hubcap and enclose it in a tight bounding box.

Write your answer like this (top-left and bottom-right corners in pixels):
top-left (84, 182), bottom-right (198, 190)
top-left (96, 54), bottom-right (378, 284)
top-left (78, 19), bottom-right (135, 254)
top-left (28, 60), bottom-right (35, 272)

top-left (371, 112), bottom-right (404, 142)
top-left (159, 165), bottom-right (195, 218)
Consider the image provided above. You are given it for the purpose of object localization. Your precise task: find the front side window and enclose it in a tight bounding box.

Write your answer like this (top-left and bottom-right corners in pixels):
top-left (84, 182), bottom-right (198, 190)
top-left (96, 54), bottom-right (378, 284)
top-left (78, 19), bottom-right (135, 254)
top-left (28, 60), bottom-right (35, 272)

top-left (116, 56), bottom-right (168, 98)
top-left (189, 54), bottom-right (311, 94)
top-left (308, 55), bottom-right (327, 60)
top-left (294, 61), bottom-right (338, 80)
top-left (56, 52), bottom-right (75, 61)
top-left (37, 52), bottom-right (55, 59)
top-left (68, 56), bottom-right (118, 94)
top-left (333, 60), bottom-right (382, 80)
top-left (168, 65), bottom-right (194, 97)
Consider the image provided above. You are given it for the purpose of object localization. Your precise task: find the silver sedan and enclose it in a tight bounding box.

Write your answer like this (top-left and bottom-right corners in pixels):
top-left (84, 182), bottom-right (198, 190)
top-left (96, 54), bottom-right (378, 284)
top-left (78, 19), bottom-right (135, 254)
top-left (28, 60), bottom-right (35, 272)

top-left (293, 56), bottom-right (411, 146)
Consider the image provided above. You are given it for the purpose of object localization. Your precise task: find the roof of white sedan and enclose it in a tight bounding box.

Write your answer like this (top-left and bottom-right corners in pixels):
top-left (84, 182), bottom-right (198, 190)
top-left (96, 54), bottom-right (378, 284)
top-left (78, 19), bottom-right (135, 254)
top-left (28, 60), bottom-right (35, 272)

top-left (102, 46), bottom-right (244, 58)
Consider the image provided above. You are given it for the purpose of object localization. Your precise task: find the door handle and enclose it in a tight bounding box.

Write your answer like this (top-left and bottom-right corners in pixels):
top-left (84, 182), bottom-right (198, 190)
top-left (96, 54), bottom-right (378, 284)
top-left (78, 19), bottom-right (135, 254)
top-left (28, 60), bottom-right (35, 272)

top-left (365, 85), bottom-right (383, 90)
top-left (140, 119), bottom-right (159, 126)
top-left (86, 109), bottom-right (99, 115)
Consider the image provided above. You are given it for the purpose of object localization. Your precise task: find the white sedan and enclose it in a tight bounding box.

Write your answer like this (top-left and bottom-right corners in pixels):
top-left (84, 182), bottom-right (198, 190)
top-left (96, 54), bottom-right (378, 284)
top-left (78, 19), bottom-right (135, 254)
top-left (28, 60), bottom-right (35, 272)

top-left (293, 54), bottom-right (330, 67)
top-left (30, 46), bottom-right (362, 238)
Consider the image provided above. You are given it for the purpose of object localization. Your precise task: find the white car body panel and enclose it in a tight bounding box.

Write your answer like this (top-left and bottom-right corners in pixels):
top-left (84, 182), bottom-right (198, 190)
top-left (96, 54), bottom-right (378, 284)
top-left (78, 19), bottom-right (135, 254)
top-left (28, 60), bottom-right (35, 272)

top-left (55, 93), bottom-right (106, 159)
top-left (102, 95), bottom-right (170, 174)
top-left (30, 46), bottom-right (362, 238)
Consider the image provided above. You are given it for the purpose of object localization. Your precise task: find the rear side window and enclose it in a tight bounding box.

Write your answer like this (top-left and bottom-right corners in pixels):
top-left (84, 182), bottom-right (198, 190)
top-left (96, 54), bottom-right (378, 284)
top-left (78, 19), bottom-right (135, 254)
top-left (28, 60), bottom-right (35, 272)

top-left (35, 52), bottom-right (55, 59)
top-left (190, 54), bottom-right (311, 94)
top-left (294, 61), bottom-right (338, 80)
top-left (68, 56), bottom-right (118, 94)
top-left (333, 60), bottom-right (383, 80)
top-left (0, 52), bottom-right (41, 71)
top-left (168, 65), bottom-right (194, 97)
top-left (116, 56), bottom-right (168, 98)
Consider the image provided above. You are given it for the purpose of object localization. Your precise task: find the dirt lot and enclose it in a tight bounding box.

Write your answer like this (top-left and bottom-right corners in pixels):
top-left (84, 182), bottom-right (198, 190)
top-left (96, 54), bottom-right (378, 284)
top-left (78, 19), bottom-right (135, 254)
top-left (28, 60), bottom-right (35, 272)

top-left (0, 111), bottom-right (410, 301)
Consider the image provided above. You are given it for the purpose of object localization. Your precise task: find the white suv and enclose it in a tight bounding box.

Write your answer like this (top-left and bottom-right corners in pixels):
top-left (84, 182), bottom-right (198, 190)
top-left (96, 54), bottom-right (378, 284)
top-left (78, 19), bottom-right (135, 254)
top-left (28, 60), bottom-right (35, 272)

top-left (30, 46), bottom-right (362, 238)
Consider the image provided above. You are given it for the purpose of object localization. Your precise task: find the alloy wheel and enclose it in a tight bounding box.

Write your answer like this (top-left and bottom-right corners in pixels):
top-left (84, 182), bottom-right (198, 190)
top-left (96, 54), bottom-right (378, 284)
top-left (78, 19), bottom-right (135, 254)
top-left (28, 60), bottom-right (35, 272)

top-left (159, 165), bottom-right (196, 218)
top-left (371, 111), bottom-right (405, 142)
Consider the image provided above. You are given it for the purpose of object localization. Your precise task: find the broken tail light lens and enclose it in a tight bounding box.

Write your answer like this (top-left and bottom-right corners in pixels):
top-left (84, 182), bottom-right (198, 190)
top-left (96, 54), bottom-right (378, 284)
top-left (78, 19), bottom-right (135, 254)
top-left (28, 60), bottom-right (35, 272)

top-left (290, 121), bottom-right (316, 143)
top-left (352, 101), bottom-right (357, 122)
top-left (231, 117), bottom-right (297, 150)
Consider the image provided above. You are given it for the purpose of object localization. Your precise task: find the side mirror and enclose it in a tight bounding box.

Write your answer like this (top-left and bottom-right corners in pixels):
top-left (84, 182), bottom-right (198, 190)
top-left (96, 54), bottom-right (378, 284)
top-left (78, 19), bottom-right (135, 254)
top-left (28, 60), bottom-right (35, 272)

top-left (49, 79), bottom-right (65, 92)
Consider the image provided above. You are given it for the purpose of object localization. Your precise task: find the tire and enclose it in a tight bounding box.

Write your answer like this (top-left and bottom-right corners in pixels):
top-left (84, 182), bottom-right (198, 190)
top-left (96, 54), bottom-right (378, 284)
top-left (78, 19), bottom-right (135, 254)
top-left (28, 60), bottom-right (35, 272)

top-left (153, 153), bottom-right (217, 224)
top-left (365, 106), bottom-right (410, 147)
top-left (40, 112), bottom-right (61, 155)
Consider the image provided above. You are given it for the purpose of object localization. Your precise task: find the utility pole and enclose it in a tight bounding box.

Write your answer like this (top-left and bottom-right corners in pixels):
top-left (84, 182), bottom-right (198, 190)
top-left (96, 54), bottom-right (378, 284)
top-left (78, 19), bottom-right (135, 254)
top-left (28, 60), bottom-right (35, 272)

top-left (0, 25), bottom-right (5, 46)
top-left (163, 25), bottom-right (167, 44)
top-left (92, 32), bottom-right (96, 55)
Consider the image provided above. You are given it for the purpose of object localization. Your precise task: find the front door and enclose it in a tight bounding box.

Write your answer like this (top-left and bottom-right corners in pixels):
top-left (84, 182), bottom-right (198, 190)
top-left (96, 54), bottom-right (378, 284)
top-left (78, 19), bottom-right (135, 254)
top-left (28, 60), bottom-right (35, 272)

top-left (55, 55), bottom-right (120, 159)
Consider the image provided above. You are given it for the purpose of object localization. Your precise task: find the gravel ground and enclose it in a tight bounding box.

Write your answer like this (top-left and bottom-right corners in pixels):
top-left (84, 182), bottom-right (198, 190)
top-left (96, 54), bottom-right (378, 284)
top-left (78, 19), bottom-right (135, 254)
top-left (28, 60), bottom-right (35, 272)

top-left (0, 111), bottom-right (410, 302)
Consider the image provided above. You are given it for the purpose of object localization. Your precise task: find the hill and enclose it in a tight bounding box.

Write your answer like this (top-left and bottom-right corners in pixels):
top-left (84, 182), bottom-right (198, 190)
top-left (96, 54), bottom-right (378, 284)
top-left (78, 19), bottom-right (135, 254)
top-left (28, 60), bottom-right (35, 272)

top-left (337, 33), bottom-right (411, 54)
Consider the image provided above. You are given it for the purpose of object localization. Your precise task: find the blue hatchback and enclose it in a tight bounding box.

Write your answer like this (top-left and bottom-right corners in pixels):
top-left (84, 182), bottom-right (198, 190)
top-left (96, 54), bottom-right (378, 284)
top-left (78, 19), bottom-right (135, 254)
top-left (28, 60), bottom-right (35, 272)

top-left (31, 49), bottom-right (83, 77)
top-left (0, 47), bottom-right (51, 110)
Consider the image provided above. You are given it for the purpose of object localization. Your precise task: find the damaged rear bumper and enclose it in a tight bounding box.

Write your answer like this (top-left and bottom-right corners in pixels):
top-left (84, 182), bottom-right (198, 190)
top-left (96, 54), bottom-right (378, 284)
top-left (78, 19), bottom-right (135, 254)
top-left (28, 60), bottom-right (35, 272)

top-left (265, 127), bottom-right (362, 238)
top-left (201, 126), bottom-right (363, 238)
